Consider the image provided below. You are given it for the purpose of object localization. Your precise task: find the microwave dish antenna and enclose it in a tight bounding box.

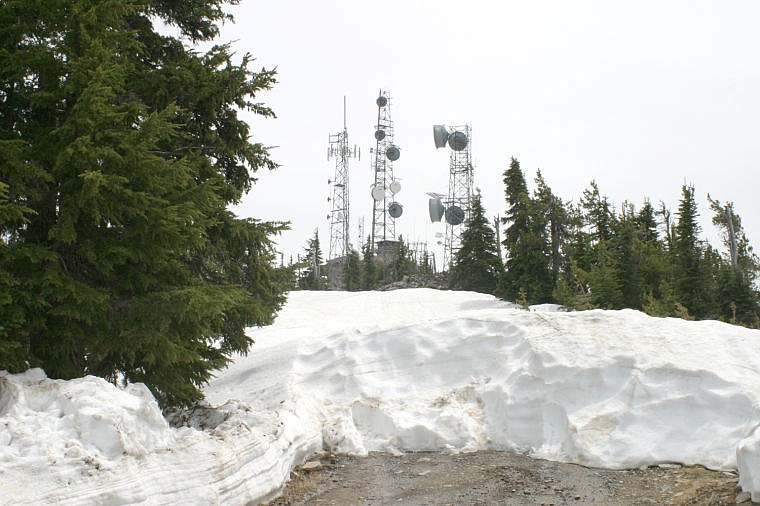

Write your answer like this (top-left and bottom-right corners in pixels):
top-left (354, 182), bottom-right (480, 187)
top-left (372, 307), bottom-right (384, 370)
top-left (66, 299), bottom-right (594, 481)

top-left (432, 123), bottom-right (474, 268)
top-left (371, 185), bottom-right (386, 201)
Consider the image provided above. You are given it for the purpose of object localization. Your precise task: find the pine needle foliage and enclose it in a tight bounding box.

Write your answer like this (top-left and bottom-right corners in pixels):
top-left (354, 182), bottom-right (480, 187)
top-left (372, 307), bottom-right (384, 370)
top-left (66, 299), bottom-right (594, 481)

top-left (0, 0), bottom-right (288, 407)
top-left (449, 190), bottom-right (502, 294)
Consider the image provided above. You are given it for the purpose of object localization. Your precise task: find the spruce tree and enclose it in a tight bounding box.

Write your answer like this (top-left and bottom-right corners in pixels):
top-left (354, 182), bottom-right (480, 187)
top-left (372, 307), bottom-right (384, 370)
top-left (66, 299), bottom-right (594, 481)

top-left (389, 235), bottom-right (414, 283)
top-left (343, 248), bottom-right (362, 291)
top-left (361, 236), bottom-right (376, 290)
top-left (0, 0), bottom-right (286, 406)
top-left (707, 196), bottom-right (759, 325)
top-left (499, 159), bottom-right (553, 303)
top-left (672, 184), bottom-right (704, 317)
top-left (581, 181), bottom-right (614, 243)
top-left (610, 203), bottom-right (640, 309)
top-left (297, 230), bottom-right (327, 290)
top-left (534, 171), bottom-right (567, 289)
top-left (634, 199), bottom-right (669, 310)
top-left (449, 190), bottom-right (502, 294)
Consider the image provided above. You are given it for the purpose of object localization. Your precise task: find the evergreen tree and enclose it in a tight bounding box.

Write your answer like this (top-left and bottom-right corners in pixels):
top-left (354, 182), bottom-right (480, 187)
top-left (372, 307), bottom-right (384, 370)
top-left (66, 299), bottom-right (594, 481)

top-left (609, 203), bottom-right (640, 309)
top-left (0, 0), bottom-right (286, 406)
top-left (581, 180), bottom-right (614, 243)
top-left (419, 250), bottom-right (434, 275)
top-left (499, 158), bottom-right (552, 303)
top-left (389, 235), bottom-right (414, 283)
top-left (297, 230), bottom-right (327, 290)
top-left (707, 196), bottom-right (759, 325)
top-left (672, 184), bottom-right (705, 317)
top-left (343, 248), bottom-right (362, 291)
top-left (361, 236), bottom-right (376, 290)
top-left (449, 190), bottom-right (502, 294)
top-left (534, 170), bottom-right (567, 288)
top-left (634, 199), bottom-right (669, 310)
top-left (636, 200), bottom-right (659, 244)
top-left (589, 241), bottom-right (623, 309)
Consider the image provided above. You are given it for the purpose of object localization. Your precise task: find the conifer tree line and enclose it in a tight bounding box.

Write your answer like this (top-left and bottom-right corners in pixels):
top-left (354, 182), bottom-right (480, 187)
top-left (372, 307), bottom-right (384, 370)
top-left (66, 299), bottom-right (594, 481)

top-left (0, 0), bottom-right (294, 407)
top-left (295, 230), bottom-right (432, 291)
top-left (449, 157), bottom-right (760, 327)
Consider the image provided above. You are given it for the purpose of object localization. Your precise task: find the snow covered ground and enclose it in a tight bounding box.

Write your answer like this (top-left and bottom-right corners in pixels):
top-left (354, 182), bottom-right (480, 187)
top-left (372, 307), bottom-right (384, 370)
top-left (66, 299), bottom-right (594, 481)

top-left (2, 288), bottom-right (760, 504)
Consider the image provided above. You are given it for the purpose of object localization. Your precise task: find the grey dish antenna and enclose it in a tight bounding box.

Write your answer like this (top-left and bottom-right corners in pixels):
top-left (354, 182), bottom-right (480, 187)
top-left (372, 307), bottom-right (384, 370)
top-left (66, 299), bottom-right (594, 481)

top-left (448, 131), bottom-right (468, 151)
top-left (388, 202), bottom-right (403, 218)
top-left (433, 125), bottom-right (469, 151)
top-left (385, 145), bottom-right (400, 161)
top-left (428, 197), bottom-right (445, 222)
top-left (445, 205), bottom-right (465, 226)
top-left (433, 125), bottom-right (449, 148)
top-left (376, 95), bottom-right (388, 107)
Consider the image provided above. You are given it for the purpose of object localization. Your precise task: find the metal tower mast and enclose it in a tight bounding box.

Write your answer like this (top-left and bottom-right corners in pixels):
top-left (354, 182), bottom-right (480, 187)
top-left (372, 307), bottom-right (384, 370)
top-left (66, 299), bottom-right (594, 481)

top-left (370, 90), bottom-right (401, 253)
top-left (328, 97), bottom-right (358, 261)
top-left (443, 124), bottom-right (473, 268)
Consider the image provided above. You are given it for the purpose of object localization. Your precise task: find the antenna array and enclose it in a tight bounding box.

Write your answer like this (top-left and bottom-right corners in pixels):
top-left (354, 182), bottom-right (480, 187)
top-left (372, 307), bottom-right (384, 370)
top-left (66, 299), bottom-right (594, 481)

top-left (431, 124), bottom-right (474, 268)
top-left (327, 97), bottom-right (359, 261)
top-left (370, 90), bottom-right (403, 254)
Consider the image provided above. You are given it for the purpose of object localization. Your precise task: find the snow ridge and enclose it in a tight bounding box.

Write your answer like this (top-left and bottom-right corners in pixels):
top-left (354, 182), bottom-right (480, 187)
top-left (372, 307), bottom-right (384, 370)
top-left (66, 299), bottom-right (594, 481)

top-left (2, 289), bottom-right (760, 504)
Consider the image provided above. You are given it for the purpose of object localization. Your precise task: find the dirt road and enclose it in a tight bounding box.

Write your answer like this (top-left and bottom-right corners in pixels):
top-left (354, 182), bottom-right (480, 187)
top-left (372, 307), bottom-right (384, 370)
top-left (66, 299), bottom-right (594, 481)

top-left (267, 451), bottom-right (751, 505)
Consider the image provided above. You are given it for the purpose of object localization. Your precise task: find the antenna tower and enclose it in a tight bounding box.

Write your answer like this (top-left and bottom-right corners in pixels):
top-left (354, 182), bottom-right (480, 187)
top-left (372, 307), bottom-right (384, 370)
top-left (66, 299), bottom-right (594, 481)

top-left (327, 97), bottom-right (358, 261)
top-left (370, 90), bottom-right (403, 254)
top-left (432, 124), bottom-right (474, 268)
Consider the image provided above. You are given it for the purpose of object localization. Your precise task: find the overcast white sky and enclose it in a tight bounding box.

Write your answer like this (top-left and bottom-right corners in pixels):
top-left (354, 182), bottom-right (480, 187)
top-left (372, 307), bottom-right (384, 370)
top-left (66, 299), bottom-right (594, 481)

top-left (212, 0), bottom-right (760, 266)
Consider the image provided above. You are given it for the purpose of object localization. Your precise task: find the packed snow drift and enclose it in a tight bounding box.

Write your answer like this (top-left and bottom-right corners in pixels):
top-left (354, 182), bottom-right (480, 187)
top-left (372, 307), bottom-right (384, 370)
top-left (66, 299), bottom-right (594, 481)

top-left (2, 288), bottom-right (760, 504)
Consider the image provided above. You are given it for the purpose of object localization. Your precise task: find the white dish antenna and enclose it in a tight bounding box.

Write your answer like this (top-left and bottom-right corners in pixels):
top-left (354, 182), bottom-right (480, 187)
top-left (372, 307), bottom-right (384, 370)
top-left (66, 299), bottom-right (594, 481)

top-left (371, 185), bottom-right (386, 201)
top-left (389, 180), bottom-right (401, 194)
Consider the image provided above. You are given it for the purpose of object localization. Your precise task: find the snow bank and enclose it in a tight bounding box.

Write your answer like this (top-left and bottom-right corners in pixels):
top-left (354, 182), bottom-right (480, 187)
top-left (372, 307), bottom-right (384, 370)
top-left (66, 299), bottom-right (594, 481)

top-left (3, 288), bottom-right (760, 504)
top-left (0, 369), bottom-right (320, 505)
top-left (738, 427), bottom-right (760, 501)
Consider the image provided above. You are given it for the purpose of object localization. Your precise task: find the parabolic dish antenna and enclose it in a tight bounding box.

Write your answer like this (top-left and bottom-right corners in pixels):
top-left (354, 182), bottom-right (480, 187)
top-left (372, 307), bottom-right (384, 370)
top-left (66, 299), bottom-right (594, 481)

top-left (376, 95), bottom-right (388, 107)
top-left (445, 205), bottom-right (465, 225)
top-left (374, 129), bottom-right (386, 141)
top-left (371, 185), bottom-right (386, 201)
top-left (388, 202), bottom-right (403, 218)
top-left (385, 145), bottom-right (400, 161)
top-left (433, 125), bottom-right (449, 149)
top-left (428, 198), bottom-right (445, 222)
top-left (448, 131), bottom-right (468, 151)
top-left (389, 180), bottom-right (401, 194)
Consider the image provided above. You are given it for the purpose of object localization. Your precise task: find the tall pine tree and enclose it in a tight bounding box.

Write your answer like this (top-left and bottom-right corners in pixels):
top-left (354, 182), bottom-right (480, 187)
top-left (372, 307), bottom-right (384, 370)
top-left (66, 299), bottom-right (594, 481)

top-left (297, 229), bottom-right (327, 290)
top-left (0, 0), bottom-right (287, 406)
top-left (672, 184), bottom-right (705, 318)
top-left (449, 190), bottom-right (502, 294)
top-left (499, 159), bottom-right (552, 303)
top-left (707, 196), bottom-right (759, 325)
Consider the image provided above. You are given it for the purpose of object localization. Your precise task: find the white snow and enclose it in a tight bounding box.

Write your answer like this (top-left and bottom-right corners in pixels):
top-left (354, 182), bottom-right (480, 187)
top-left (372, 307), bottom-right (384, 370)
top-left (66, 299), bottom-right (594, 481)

top-left (2, 288), bottom-right (760, 504)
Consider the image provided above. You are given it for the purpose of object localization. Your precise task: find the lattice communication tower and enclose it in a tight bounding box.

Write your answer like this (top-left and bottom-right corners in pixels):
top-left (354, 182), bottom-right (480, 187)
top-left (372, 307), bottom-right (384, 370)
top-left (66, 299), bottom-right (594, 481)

top-left (327, 97), bottom-right (358, 261)
top-left (370, 90), bottom-right (403, 253)
top-left (432, 124), bottom-right (474, 268)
